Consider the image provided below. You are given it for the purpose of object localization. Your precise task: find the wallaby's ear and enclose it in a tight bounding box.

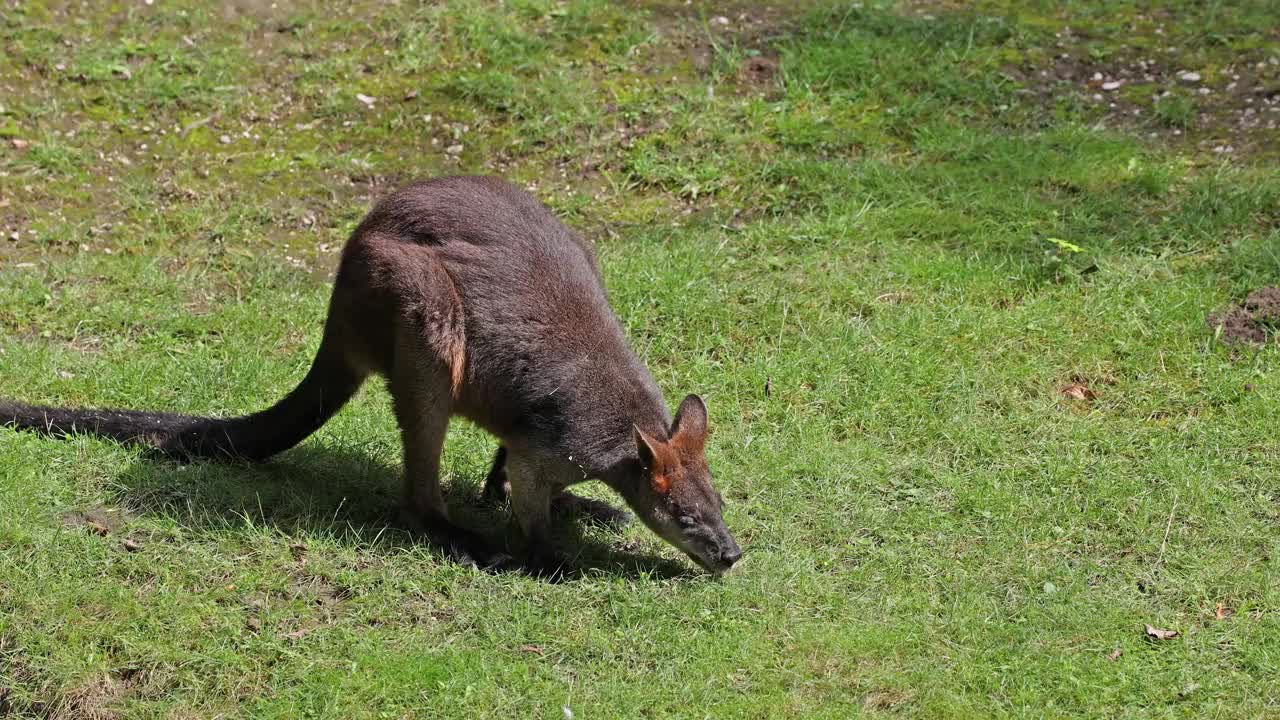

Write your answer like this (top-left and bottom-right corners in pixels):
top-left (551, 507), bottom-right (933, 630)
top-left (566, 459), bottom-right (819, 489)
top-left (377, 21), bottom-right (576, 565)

top-left (634, 424), bottom-right (672, 495)
top-left (671, 394), bottom-right (708, 452)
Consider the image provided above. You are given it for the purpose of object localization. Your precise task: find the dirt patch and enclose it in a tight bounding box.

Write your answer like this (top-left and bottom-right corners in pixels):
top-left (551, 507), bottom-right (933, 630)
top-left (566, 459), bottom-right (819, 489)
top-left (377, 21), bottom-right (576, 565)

top-left (1208, 287), bottom-right (1280, 346)
top-left (895, 2), bottom-right (1280, 160)
top-left (635, 1), bottom-right (799, 88)
top-left (863, 688), bottom-right (913, 711)
top-left (9, 667), bottom-right (147, 720)
top-left (737, 54), bottom-right (781, 95)
top-left (999, 26), bottom-right (1280, 159)
top-left (62, 506), bottom-right (135, 536)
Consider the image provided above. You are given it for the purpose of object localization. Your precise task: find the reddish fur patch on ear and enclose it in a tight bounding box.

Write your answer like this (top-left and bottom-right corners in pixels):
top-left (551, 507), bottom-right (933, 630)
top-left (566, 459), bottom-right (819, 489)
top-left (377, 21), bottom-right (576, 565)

top-left (671, 431), bottom-right (703, 456)
top-left (634, 424), bottom-right (679, 495)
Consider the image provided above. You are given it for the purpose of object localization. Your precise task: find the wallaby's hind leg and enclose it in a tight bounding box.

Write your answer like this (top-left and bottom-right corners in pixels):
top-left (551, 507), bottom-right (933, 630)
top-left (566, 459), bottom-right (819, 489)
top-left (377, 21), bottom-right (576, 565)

top-left (390, 326), bottom-right (506, 569)
top-left (483, 444), bottom-right (630, 527)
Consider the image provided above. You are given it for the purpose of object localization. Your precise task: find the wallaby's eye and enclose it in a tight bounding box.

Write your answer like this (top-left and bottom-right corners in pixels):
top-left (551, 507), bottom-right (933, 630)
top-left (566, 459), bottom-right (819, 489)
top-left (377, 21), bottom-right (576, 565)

top-left (677, 515), bottom-right (697, 528)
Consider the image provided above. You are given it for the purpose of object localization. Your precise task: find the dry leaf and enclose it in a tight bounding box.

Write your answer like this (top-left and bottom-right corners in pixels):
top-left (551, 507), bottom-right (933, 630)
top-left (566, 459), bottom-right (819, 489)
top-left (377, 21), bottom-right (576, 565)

top-left (403, 90), bottom-right (420, 101)
top-left (1061, 383), bottom-right (1097, 400)
top-left (122, 538), bottom-right (142, 552)
top-left (520, 645), bottom-right (545, 656)
top-left (1144, 624), bottom-right (1179, 640)
top-left (1107, 647), bottom-right (1122, 662)
top-left (10, 138), bottom-right (30, 150)
top-left (86, 519), bottom-right (110, 536)
top-left (284, 628), bottom-right (311, 642)
top-left (1215, 603), bottom-right (1233, 620)
top-left (245, 617), bottom-right (262, 633)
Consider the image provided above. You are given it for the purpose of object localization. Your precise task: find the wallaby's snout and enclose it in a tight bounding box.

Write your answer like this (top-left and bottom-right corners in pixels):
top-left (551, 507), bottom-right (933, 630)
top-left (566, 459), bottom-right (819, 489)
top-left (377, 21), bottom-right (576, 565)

top-left (700, 514), bottom-right (742, 574)
top-left (719, 535), bottom-right (743, 570)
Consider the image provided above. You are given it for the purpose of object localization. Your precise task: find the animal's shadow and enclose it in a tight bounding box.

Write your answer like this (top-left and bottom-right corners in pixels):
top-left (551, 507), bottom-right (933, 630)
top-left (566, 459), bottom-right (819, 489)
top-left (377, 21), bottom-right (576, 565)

top-left (111, 442), bottom-right (694, 582)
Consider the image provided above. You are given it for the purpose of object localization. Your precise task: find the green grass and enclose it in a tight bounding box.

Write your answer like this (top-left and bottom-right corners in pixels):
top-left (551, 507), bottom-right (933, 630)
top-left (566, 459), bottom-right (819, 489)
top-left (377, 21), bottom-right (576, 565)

top-left (2, 0), bottom-right (1279, 717)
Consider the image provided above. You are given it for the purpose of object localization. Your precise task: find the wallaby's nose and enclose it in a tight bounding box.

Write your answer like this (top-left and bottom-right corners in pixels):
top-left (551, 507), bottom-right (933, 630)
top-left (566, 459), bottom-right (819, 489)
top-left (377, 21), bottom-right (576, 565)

top-left (720, 544), bottom-right (743, 567)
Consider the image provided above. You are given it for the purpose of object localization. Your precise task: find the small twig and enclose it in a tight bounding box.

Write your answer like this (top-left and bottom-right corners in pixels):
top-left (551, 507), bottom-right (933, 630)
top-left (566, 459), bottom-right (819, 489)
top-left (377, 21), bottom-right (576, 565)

top-left (1155, 493), bottom-right (1178, 569)
top-left (181, 114), bottom-right (216, 137)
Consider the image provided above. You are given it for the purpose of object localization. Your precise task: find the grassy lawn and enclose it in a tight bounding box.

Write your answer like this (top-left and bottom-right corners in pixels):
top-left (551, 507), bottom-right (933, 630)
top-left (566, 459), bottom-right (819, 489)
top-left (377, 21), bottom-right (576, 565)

top-left (2, 0), bottom-right (1279, 716)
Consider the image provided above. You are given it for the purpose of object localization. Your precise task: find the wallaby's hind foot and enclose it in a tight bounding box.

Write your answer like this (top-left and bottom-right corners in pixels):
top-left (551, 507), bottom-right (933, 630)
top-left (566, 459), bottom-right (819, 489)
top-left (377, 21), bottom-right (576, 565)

top-left (524, 548), bottom-right (572, 582)
top-left (397, 507), bottom-right (512, 570)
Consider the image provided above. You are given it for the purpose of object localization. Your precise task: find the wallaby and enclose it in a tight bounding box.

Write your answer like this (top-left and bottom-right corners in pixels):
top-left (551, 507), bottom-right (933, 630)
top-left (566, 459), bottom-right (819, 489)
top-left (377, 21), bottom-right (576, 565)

top-left (0, 176), bottom-right (743, 575)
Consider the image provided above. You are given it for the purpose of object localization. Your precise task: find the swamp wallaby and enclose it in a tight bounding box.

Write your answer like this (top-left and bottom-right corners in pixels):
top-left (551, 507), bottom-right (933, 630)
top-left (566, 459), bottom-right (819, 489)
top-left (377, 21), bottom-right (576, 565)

top-left (0, 176), bottom-right (742, 575)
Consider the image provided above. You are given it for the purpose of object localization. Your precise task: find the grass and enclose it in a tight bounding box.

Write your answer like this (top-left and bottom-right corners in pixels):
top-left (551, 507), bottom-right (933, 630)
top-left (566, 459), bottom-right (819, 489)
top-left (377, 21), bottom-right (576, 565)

top-left (1, 0), bottom-right (1279, 717)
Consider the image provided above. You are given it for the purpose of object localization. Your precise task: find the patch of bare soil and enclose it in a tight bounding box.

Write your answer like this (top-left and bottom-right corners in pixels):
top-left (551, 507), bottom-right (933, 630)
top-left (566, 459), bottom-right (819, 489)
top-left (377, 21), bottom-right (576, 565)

top-left (738, 54), bottom-right (780, 94)
top-left (1004, 29), bottom-right (1280, 159)
top-left (1208, 287), bottom-right (1280, 346)
top-left (635, 2), bottom-right (797, 93)
top-left (8, 666), bottom-right (147, 720)
top-left (62, 506), bottom-right (134, 536)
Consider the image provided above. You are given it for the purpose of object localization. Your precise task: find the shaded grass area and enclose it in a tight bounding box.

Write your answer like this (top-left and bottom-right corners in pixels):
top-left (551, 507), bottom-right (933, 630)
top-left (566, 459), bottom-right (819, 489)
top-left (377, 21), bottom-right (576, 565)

top-left (1, 0), bottom-right (1278, 717)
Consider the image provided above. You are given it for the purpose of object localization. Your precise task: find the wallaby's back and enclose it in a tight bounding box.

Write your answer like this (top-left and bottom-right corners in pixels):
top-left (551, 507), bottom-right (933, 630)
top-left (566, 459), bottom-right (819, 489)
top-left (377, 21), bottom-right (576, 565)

top-left (339, 176), bottom-right (669, 465)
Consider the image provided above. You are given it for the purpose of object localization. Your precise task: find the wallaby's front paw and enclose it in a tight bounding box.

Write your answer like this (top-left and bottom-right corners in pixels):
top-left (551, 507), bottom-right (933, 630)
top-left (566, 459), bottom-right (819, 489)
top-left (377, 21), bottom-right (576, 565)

top-left (447, 534), bottom-right (512, 572)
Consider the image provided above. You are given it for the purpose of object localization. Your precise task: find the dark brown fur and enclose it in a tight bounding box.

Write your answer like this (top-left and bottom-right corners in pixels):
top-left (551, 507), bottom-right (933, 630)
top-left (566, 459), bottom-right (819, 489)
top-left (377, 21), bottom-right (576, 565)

top-left (0, 176), bottom-right (742, 575)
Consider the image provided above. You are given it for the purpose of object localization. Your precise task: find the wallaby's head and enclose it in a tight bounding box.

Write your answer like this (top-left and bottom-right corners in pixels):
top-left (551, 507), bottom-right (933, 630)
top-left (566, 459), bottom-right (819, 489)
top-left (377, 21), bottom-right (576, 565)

top-left (631, 394), bottom-right (742, 574)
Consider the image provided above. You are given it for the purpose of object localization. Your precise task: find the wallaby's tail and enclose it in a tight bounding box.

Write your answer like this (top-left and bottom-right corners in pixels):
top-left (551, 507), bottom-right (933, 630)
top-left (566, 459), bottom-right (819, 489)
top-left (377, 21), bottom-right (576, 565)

top-left (0, 342), bottom-right (365, 462)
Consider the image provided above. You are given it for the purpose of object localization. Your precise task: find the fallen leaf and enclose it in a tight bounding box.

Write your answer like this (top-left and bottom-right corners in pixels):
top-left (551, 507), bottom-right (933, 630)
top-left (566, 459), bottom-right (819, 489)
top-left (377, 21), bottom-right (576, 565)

top-left (1144, 624), bottom-right (1179, 640)
top-left (1046, 237), bottom-right (1084, 253)
top-left (10, 138), bottom-right (29, 150)
top-left (356, 93), bottom-right (376, 106)
top-left (1061, 383), bottom-right (1097, 400)
top-left (1215, 603), bottom-right (1233, 620)
top-left (86, 519), bottom-right (109, 536)
top-left (1107, 647), bottom-right (1122, 661)
top-left (403, 90), bottom-right (419, 101)
top-left (520, 645), bottom-right (545, 656)
top-left (245, 617), bottom-right (262, 633)
top-left (284, 628), bottom-right (312, 642)
top-left (122, 538), bottom-right (142, 552)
